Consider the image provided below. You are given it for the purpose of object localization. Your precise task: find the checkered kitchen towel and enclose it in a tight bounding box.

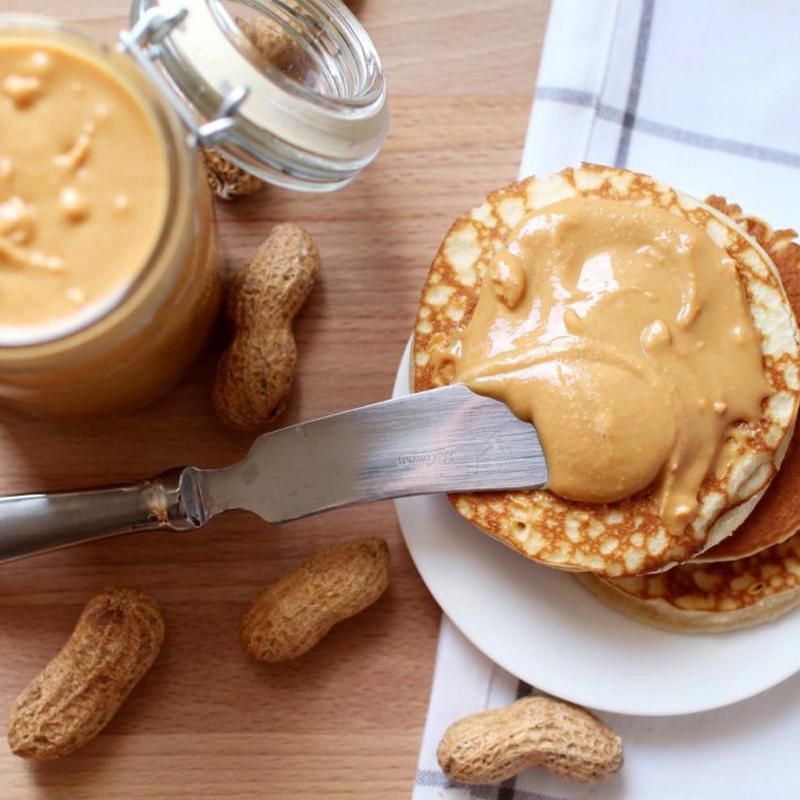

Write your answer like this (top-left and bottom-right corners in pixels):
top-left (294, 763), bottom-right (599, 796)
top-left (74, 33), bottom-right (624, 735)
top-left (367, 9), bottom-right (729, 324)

top-left (412, 1), bottom-right (800, 799)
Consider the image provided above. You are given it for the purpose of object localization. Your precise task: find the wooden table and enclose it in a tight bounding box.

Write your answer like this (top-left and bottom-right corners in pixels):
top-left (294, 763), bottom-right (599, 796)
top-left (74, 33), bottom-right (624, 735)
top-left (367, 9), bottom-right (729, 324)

top-left (0, 2), bottom-right (548, 796)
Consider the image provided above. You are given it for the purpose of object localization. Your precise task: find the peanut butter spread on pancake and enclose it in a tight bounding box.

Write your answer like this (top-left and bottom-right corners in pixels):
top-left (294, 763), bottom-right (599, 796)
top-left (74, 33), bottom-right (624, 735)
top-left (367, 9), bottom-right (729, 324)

top-left (453, 197), bottom-right (771, 534)
top-left (694, 198), bottom-right (800, 563)
top-left (413, 166), bottom-right (800, 576)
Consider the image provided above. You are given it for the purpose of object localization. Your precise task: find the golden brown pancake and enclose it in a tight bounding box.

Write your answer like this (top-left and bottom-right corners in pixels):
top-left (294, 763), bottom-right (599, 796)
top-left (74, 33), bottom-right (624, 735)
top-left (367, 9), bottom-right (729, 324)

top-left (698, 433), bottom-right (800, 563)
top-left (693, 198), bottom-right (800, 562)
top-left (413, 165), bottom-right (800, 577)
top-left (577, 532), bottom-right (800, 633)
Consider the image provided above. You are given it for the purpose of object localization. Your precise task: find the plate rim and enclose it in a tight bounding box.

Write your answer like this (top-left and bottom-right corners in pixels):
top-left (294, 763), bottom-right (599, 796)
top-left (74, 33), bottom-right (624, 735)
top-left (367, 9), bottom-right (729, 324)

top-left (392, 337), bottom-right (800, 716)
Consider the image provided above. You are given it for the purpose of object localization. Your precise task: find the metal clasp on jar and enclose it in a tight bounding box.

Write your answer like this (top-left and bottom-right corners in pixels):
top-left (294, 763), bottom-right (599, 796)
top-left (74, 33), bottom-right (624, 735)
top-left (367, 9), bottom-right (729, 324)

top-left (117, 4), bottom-right (250, 148)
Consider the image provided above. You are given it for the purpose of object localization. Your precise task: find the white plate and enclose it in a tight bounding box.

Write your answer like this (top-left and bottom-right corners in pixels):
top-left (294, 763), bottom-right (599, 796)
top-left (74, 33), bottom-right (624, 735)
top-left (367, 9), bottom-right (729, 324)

top-left (393, 339), bottom-right (800, 716)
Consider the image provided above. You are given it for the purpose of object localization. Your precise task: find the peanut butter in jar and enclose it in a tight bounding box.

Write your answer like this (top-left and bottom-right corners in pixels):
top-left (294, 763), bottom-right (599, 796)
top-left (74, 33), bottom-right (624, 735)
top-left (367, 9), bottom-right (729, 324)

top-left (0, 21), bottom-right (220, 416)
top-left (0, 3), bottom-right (387, 416)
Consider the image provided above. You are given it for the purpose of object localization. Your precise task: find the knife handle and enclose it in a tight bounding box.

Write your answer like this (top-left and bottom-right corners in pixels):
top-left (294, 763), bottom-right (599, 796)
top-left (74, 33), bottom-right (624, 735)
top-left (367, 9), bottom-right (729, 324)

top-left (0, 469), bottom-right (198, 563)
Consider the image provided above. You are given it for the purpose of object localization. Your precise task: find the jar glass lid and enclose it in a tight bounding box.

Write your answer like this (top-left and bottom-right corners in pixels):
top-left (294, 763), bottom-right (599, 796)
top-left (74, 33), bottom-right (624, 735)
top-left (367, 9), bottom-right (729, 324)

top-left (126, 0), bottom-right (390, 191)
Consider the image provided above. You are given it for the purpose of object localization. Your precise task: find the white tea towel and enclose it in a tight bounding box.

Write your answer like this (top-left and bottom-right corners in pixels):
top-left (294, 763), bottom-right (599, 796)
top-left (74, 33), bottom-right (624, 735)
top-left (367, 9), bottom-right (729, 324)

top-left (414, 619), bottom-right (800, 800)
top-left (412, 1), bottom-right (800, 798)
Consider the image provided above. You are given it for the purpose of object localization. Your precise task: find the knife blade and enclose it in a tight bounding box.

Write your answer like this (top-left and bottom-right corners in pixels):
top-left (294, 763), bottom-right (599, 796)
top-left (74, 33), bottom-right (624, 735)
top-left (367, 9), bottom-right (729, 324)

top-left (0, 383), bottom-right (547, 562)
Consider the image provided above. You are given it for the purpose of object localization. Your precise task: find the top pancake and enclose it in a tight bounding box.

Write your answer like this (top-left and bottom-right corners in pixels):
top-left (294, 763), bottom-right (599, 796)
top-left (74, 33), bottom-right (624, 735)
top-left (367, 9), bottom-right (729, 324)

top-left (413, 165), bottom-right (800, 577)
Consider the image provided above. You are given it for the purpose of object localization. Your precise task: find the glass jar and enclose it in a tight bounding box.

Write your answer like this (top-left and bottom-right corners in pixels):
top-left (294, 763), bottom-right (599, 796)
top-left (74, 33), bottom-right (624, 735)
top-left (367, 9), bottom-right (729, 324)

top-left (0, 1), bottom-right (388, 416)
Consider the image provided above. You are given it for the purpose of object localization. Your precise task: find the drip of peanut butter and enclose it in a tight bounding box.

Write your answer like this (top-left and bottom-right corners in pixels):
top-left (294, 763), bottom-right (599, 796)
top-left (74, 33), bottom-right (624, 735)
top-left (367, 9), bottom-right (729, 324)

top-left (454, 197), bottom-right (772, 533)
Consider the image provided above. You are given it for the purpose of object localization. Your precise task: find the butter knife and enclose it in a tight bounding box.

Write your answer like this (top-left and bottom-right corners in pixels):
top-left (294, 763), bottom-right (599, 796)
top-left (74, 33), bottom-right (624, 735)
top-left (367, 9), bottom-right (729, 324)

top-left (0, 383), bottom-right (547, 562)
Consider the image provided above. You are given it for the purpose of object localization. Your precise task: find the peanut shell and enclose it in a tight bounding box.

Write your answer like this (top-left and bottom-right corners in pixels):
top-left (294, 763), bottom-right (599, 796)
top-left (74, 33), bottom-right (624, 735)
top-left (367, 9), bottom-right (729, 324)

top-left (213, 222), bottom-right (320, 430)
top-left (237, 13), bottom-right (303, 71)
top-left (240, 537), bottom-right (390, 661)
top-left (8, 587), bottom-right (164, 761)
top-left (201, 149), bottom-right (265, 201)
top-left (437, 695), bottom-right (623, 784)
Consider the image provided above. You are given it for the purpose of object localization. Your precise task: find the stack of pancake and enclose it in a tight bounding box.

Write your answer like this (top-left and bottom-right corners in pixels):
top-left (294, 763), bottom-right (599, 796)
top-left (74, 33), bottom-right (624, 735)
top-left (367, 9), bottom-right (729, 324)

top-left (413, 165), bottom-right (800, 633)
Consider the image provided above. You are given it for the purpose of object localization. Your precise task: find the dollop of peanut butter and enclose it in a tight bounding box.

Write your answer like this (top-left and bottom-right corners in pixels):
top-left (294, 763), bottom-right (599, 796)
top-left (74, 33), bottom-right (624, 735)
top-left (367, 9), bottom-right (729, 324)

top-left (454, 197), bottom-right (772, 532)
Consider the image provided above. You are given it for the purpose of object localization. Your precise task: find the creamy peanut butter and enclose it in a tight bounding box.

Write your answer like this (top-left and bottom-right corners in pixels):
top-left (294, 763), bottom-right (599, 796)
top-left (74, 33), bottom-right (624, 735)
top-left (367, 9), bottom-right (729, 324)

top-left (0, 36), bottom-right (168, 338)
top-left (454, 197), bottom-right (772, 533)
top-left (0, 27), bottom-right (220, 416)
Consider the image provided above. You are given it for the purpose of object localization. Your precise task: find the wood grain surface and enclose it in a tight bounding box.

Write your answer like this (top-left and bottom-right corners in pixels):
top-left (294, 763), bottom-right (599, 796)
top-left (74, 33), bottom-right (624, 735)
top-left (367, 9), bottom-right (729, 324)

top-left (0, 1), bottom-right (549, 797)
